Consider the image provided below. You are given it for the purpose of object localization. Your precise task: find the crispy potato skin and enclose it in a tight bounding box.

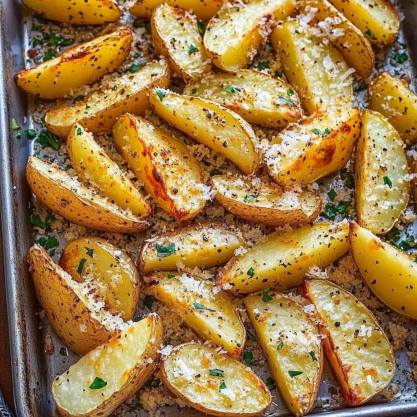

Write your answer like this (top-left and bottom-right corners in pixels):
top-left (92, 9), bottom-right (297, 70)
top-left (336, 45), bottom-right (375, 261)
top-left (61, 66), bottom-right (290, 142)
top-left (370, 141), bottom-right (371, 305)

top-left (26, 157), bottom-right (148, 233)
top-left (350, 222), bottom-right (417, 320)
top-left (161, 344), bottom-right (272, 416)
top-left (303, 278), bottom-right (396, 405)
top-left (23, 0), bottom-right (121, 25)
top-left (15, 29), bottom-right (132, 99)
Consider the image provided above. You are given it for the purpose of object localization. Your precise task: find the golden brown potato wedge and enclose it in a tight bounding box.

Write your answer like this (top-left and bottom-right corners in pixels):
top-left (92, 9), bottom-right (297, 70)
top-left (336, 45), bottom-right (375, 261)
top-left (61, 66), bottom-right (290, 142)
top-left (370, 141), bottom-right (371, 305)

top-left (300, 0), bottom-right (375, 79)
top-left (151, 5), bottom-right (210, 79)
top-left (67, 124), bottom-right (152, 218)
top-left (149, 89), bottom-right (260, 175)
top-left (211, 175), bottom-right (321, 226)
top-left (147, 271), bottom-right (246, 357)
top-left (369, 72), bottom-right (417, 145)
top-left (15, 29), bottom-right (132, 99)
top-left (52, 315), bottom-right (163, 417)
top-left (26, 157), bottom-right (149, 233)
top-left (113, 113), bottom-right (207, 221)
top-left (350, 222), bottom-right (417, 320)
top-left (245, 292), bottom-right (323, 416)
top-left (60, 237), bottom-right (140, 321)
top-left (303, 278), bottom-right (396, 405)
top-left (271, 21), bottom-right (354, 114)
top-left (217, 222), bottom-right (349, 294)
top-left (355, 110), bottom-right (409, 235)
top-left (139, 223), bottom-right (244, 273)
top-left (204, 0), bottom-right (296, 72)
top-left (183, 70), bottom-right (303, 128)
top-left (23, 0), bottom-right (121, 25)
top-left (161, 343), bottom-right (272, 416)
top-left (265, 107), bottom-right (361, 186)
top-left (45, 60), bottom-right (170, 138)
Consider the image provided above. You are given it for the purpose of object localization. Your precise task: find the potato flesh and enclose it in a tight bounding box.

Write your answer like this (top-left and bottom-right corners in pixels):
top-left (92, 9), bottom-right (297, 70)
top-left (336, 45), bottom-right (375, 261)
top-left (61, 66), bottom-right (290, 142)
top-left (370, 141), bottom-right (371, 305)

top-left (140, 223), bottom-right (243, 273)
top-left (183, 70), bottom-right (303, 128)
top-left (147, 272), bottom-right (245, 357)
top-left (271, 21), bottom-right (353, 114)
top-left (217, 222), bottom-right (349, 293)
top-left (245, 293), bottom-right (322, 416)
top-left (211, 175), bottom-right (321, 226)
top-left (149, 90), bottom-right (260, 175)
top-left (45, 60), bottom-right (170, 137)
top-left (304, 279), bottom-right (395, 405)
top-left (355, 110), bottom-right (409, 235)
top-left (265, 107), bottom-right (360, 186)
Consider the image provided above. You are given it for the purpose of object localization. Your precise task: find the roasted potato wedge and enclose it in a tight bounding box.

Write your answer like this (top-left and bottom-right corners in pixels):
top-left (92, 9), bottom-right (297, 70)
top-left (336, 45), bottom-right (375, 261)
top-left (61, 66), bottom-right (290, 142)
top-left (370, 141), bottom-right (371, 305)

top-left (217, 222), bottom-right (349, 294)
top-left (355, 110), bottom-right (409, 235)
top-left (265, 107), bottom-right (361, 186)
top-left (26, 157), bottom-right (148, 233)
top-left (67, 124), bottom-right (152, 218)
top-left (113, 113), bottom-right (207, 221)
top-left (183, 70), bottom-right (303, 128)
top-left (301, 0), bottom-right (375, 79)
top-left (45, 60), bottom-right (170, 138)
top-left (130, 0), bottom-right (223, 21)
top-left (303, 278), bottom-right (396, 405)
top-left (245, 292), bottom-right (323, 416)
top-left (15, 29), bottom-right (132, 99)
top-left (28, 245), bottom-right (116, 355)
top-left (211, 175), bottom-right (321, 226)
top-left (139, 223), bottom-right (244, 273)
top-left (52, 314), bottom-right (163, 417)
top-left (147, 271), bottom-right (246, 357)
top-left (327, 0), bottom-right (399, 47)
top-left (350, 222), bottom-right (417, 320)
top-left (161, 343), bottom-right (272, 416)
top-left (22, 0), bottom-right (121, 25)
top-left (149, 89), bottom-right (260, 175)
top-left (60, 237), bottom-right (140, 321)
top-left (204, 0), bottom-right (295, 72)
top-left (369, 72), bottom-right (417, 144)
top-left (271, 21), bottom-right (354, 114)
top-left (151, 5), bottom-right (210, 79)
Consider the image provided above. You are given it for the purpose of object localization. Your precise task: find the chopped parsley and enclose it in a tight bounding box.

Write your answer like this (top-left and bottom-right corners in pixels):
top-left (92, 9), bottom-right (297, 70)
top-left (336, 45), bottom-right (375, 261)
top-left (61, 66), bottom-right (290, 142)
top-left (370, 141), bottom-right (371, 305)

top-left (365, 29), bottom-right (376, 40)
top-left (77, 258), bottom-right (87, 274)
top-left (73, 95), bottom-right (84, 103)
top-left (30, 214), bottom-right (55, 228)
top-left (193, 303), bottom-right (215, 312)
top-left (322, 201), bottom-right (351, 220)
top-left (89, 377), bottom-right (107, 390)
top-left (266, 377), bottom-right (276, 390)
top-left (354, 82), bottom-right (368, 92)
top-left (383, 176), bottom-right (392, 188)
top-left (209, 369), bottom-right (224, 377)
top-left (128, 63), bottom-right (144, 73)
top-left (143, 295), bottom-right (154, 309)
top-left (322, 128), bottom-right (331, 136)
top-left (225, 86), bottom-right (242, 93)
top-left (340, 168), bottom-right (355, 189)
top-left (219, 380), bottom-right (227, 391)
top-left (24, 129), bottom-right (37, 139)
top-left (309, 351), bottom-right (317, 361)
top-left (133, 19), bottom-right (150, 31)
top-left (76, 127), bottom-right (83, 136)
top-left (386, 227), bottom-right (400, 243)
top-left (43, 49), bottom-right (58, 62)
top-left (210, 168), bottom-right (222, 176)
top-left (278, 96), bottom-right (297, 106)
top-left (191, 88), bottom-right (197, 95)
top-left (11, 119), bottom-right (20, 130)
top-left (198, 21), bottom-right (206, 35)
top-left (133, 317), bottom-right (142, 322)
top-left (262, 287), bottom-right (273, 303)
top-left (145, 378), bottom-right (160, 388)
top-left (247, 330), bottom-right (256, 341)
top-left (36, 129), bottom-right (60, 150)
top-left (188, 44), bottom-right (199, 54)
top-left (313, 128), bottom-right (321, 135)
top-left (167, 274), bottom-right (176, 279)
top-left (288, 370), bottom-right (303, 378)
top-left (243, 350), bottom-right (253, 365)
top-left (393, 52), bottom-right (408, 64)
top-left (85, 247), bottom-right (94, 258)
top-left (59, 347), bottom-right (68, 356)
top-left (275, 71), bottom-right (283, 78)
top-left (247, 267), bottom-right (255, 278)
top-left (328, 189), bottom-right (337, 201)
top-left (36, 236), bottom-right (58, 250)
top-left (156, 89), bottom-right (165, 102)
top-left (391, 235), bottom-right (417, 251)
top-left (287, 88), bottom-right (294, 96)
top-left (277, 342), bottom-right (284, 351)
top-left (243, 194), bottom-right (255, 203)
top-left (156, 243), bottom-right (176, 258)
top-left (255, 61), bottom-right (269, 70)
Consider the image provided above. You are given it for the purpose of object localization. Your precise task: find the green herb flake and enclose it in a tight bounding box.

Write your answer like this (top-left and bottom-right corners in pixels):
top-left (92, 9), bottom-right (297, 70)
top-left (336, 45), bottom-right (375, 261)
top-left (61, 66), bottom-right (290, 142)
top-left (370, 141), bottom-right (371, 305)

top-left (156, 89), bottom-right (166, 102)
top-left (219, 380), bottom-right (227, 391)
top-left (340, 168), bottom-right (355, 189)
top-left (243, 350), bottom-right (253, 365)
top-left (73, 95), bottom-right (85, 103)
top-left (247, 267), bottom-right (255, 278)
top-left (386, 227), bottom-right (400, 242)
top-left (89, 377), bottom-right (107, 390)
top-left (143, 295), bottom-right (154, 309)
top-left (191, 88), bottom-right (197, 95)
top-left (277, 342), bottom-right (284, 351)
top-left (275, 70), bottom-right (283, 78)
top-left (255, 61), bottom-right (269, 70)
top-left (85, 104), bottom-right (91, 110)
top-left (323, 201), bottom-right (351, 220)
top-left (156, 243), bottom-right (176, 258)
top-left (77, 258), bottom-right (87, 274)
top-left (24, 129), bottom-right (37, 139)
top-left (43, 49), bottom-right (58, 62)
top-left (309, 351), bottom-right (317, 361)
top-left (322, 128), bottom-right (331, 137)
top-left (76, 127), bottom-right (83, 136)
top-left (210, 168), bottom-right (222, 176)
top-left (383, 176), bottom-right (392, 188)
top-left (354, 82), bottom-right (368, 92)
top-left (85, 247), bottom-right (94, 258)
top-left (198, 21), bottom-right (206, 35)
top-left (244, 194), bottom-right (255, 203)
top-left (36, 236), bottom-right (59, 250)
top-left (288, 370), bottom-right (303, 378)
top-left (365, 29), bottom-right (376, 40)
top-left (393, 52), bottom-right (408, 64)
top-left (128, 63), bottom-right (144, 73)
top-left (287, 88), bottom-right (294, 96)
top-left (36, 129), bottom-right (61, 150)
top-left (133, 317), bottom-right (142, 322)
top-left (266, 377), bottom-right (276, 390)
top-left (209, 369), bottom-right (224, 377)
top-left (11, 119), bottom-right (20, 130)
top-left (167, 274), bottom-right (176, 279)
top-left (328, 189), bottom-right (337, 201)
top-left (247, 330), bottom-right (256, 341)
top-left (225, 86), bottom-right (242, 94)
top-left (262, 287), bottom-right (273, 303)
top-left (188, 44), bottom-right (199, 54)
top-left (193, 303), bottom-right (215, 312)
top-left (313, 128), bottom-right (321, 135)
top-left (59, 347), bottom-right (68, 356)
top-left (30, 213), bottom-right (55, 228)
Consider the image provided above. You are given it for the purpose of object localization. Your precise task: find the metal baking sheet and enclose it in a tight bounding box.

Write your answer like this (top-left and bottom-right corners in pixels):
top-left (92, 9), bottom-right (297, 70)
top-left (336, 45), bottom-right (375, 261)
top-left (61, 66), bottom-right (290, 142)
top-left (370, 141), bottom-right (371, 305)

top-left (1, 0), bottom-right (417, 416)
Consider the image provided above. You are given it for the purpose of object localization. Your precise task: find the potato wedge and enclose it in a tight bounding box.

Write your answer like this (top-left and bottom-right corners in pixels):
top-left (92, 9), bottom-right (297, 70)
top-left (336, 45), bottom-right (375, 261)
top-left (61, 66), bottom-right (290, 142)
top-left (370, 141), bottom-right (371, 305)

top-left (139, 223), bottom-right (244, 273)
top-left (369, 72), bottom-right (417, 144)
top-left (271, 21), bottom-right (354, 114)
top-left (147, 271), bottom-right (246, 357)
top-left (217, 222), bottom-right (349, 294)
top-left (60, 237), bottom-right (140, 321)
top-left (28, 245), bottom-right (116, 355)
top-left (355, 110), bottom-right (409, 235)
top-left (303, 278), bottom-right (396, 405)
top-left (204, 0), bottom-right (295, 72)
top-left (300, 0), bottom-right (375, 79)
top-left (327, 0), bottom-right (399, 47)
top-left (245, 292), bottom-right (323, 416)
top-left (149, 89), bottom-right (260, 175)
top-left (26, 156), bottom-right (148, 233)
top-left (183, 70), bottom-right (303, 128)
top-left (161, 343), bottom-right (272, 416)
top-left (113, 113), bottom-right (207, 221)
top-left (52, 314), bottom-right (163, 417)
top-left (350, 222), bottom-right (417, 320)
top-left (130, 0), bottom-right (223, 21)
top-left (265, 107), bottom-right (361, 186)
top-left (211, 175), bottom-right (321, 226)
top-left (23, 0), bottom-right (121, 25)
top-left (151, 5), bottom-right (210, 79)
top-left (45, 60), bottom-right (170, 138)
top-left (15, 29), bottom-right (132, 99)
top-left (67, 124), bottom-right (152, 218)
